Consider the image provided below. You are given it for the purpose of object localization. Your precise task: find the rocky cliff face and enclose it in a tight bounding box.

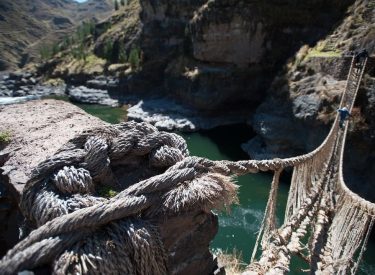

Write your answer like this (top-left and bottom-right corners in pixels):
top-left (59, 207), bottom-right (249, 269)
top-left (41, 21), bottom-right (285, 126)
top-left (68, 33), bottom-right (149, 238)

top-left (36, 0), bottom-right (354, 114)
top-left (137, 0), bottom-right (354, 113)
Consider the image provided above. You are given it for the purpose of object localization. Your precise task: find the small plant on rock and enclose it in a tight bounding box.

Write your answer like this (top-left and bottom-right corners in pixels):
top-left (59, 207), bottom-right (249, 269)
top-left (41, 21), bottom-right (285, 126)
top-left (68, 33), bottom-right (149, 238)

top-left (98, 186), bottom-right (118, 198)
top-left (0, 131), bottom-right (11, 144)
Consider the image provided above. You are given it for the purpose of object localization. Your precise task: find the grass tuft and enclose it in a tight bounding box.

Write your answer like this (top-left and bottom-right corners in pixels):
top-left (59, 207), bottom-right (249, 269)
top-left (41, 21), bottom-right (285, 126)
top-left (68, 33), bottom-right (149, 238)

top-left (97, 186), bottom-right (118, 198)
top-left (0, 131), bottom-right (11, 144)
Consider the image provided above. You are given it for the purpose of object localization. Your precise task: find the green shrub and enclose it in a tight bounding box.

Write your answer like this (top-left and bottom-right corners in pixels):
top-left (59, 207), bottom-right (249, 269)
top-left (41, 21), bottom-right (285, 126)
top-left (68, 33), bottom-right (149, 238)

top-left (68, 21), bottom-right (97, 60)
top-left (40, 44), bottom-right (52, 61)
top-left (39, 42), bottom-right (62, 61)
top-left (94, 22), bottom-right (111, 38)
top-left (0, 131), bottom-right (11, 144)
top-left (98, 186), bottom-right (118, 198)
top-left (60, 36), bottom-right (72, 51)
top-left (75, 21), bottom-right (95, 43)
top-left (39, 20), bottom-right (96, 62)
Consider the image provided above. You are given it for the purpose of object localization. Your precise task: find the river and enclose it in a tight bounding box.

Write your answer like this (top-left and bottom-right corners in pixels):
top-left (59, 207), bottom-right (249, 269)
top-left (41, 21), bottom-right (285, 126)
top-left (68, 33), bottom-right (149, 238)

top-left (76, 103), bottom-right (375, 274)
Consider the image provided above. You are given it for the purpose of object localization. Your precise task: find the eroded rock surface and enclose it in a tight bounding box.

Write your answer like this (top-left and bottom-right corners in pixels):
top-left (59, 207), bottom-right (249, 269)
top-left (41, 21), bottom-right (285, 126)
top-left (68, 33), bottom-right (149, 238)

top-left (137, 0), bottom-right (353, 113)
top-left (0, 100), bottom-right (106, 195)
top-left (68, 86), bottom-right (119, 107)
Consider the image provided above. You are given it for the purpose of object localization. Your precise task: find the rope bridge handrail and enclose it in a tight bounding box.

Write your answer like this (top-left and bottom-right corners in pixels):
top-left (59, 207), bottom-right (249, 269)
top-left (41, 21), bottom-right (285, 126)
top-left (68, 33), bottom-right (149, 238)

top-left (246, 56), bottom-right (375, 274)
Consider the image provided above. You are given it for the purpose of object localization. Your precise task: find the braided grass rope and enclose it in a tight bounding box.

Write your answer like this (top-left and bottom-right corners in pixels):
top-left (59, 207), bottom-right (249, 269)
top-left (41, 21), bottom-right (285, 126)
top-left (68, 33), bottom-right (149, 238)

top-left (1, 121), bottom-right (241, 274)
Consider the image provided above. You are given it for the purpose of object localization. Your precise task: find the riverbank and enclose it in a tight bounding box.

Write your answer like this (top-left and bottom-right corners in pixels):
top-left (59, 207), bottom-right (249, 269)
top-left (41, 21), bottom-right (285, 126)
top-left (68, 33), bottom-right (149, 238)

top-left (0, 71), bottom-right (251, 132)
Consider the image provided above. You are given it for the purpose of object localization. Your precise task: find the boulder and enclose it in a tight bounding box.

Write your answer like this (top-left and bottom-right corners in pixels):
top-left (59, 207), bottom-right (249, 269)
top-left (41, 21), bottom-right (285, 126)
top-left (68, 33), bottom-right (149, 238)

top-left (108, 63), bottom-right (129, 75)
top-left (292, 94), bottom-right (322, 120)
top-left (68, 86), bottom-right (119, 107)
top-left (0, 100), bottom-right (107, 195)
top-left (0, 100), bottom-right (107, 255)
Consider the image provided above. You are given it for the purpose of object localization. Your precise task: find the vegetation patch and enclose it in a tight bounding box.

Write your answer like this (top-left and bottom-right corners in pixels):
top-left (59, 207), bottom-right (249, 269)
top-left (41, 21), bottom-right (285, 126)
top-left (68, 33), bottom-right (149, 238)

top-left (97, 186), bottom-right (118, 198)
top-left (0, 131), bottom-right (11, 144)
top-left (36, 0), bottom-right (141, 78)
top-left (305, 50), bottom-right (341, 58)
top-left (304, 41), bottom-right (342, 60)
top-left (84, 54), bottom-right (106, 66)
top-left (40, 20), bottom-right (96, 61)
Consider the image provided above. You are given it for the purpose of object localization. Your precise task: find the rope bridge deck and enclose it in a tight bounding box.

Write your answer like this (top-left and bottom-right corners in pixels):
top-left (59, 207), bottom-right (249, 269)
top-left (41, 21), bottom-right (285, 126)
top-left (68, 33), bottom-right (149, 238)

top-left (0, 56), bottom-right (373, 274)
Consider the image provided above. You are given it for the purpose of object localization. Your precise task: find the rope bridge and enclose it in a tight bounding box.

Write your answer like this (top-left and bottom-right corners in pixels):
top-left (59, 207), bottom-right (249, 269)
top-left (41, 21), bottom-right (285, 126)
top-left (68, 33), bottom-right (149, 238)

top-left (0, 56), bottom-right (373, 274)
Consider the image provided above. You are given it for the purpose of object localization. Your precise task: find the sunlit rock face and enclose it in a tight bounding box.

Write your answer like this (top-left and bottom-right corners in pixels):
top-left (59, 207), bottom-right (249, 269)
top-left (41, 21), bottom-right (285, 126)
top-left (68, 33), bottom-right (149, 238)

top-left (191, 3), bottom-right (265, 66)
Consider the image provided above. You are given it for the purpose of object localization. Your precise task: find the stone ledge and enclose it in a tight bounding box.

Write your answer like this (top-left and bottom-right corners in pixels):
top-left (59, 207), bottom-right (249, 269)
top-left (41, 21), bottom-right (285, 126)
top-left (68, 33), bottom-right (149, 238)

top-left (0, 99), bottom-right (107, 200)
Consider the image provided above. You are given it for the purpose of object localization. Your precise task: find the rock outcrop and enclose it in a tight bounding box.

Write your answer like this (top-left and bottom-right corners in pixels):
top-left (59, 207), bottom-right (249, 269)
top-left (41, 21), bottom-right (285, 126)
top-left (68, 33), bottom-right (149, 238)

top-left (68, 85), bottom-right (119, 107)
top-left (0, 100), bottom-right (106, 256)
top-left (137, 0), bottom-right (354, 114)
top-left (0, 100), bottom-right (107, 193)
top-left (0, 72), bottom-right (65, 99)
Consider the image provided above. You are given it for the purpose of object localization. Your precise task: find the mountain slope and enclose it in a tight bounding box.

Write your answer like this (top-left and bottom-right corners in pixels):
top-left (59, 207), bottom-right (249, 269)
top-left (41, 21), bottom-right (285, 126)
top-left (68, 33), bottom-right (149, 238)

top-left (0, 0), bottom-right (113, 71)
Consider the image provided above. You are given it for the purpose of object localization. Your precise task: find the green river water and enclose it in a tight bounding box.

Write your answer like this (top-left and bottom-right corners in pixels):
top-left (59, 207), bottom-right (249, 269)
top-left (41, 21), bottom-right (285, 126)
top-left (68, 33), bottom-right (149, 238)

top-left (75, 103), bottom-right (375, 274)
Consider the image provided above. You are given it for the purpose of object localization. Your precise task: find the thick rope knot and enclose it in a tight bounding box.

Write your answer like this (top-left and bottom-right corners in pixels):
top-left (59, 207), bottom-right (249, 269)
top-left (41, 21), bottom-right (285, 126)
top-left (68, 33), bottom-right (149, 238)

top-left (149, 145), bottom-right (185, 167)
top-left (3, 121), bottom-right (239, 275)
top-left (31, 190), bottom-right (69, 227)
top-left (53, 166), bottom-right (94, 195)
top-left (109, 132), bottom-right (139, 159)
top-left (82, 136), bottom-right (112, 180)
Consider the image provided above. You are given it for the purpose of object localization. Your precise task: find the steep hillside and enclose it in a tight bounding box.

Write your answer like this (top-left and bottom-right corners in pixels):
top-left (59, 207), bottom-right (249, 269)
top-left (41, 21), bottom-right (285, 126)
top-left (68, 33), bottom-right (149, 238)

top-left (36, 0), bottom-right (141, 80)
top-left (0, 0), bottom-right (113, 71)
